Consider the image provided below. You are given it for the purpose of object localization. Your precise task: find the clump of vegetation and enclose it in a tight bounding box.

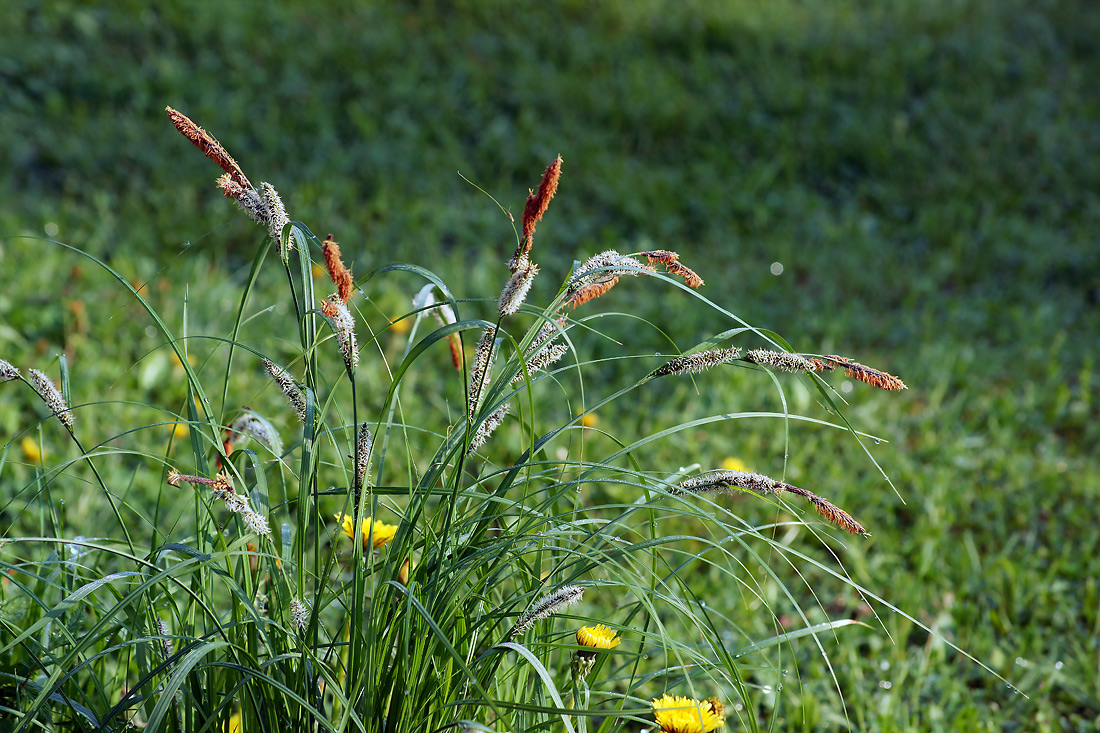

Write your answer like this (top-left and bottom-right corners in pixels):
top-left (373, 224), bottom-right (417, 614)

top-left (3, 106), bottom-right (993, 733)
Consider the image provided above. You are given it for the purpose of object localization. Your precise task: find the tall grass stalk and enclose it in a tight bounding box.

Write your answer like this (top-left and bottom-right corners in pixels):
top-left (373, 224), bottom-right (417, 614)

top-left (0, 109), bottom-right (1002, 733)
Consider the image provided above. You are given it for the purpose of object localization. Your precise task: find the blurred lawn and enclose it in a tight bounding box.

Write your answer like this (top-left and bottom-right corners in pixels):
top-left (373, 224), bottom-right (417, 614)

top-left (2, 0), bottom-right (1099, 730)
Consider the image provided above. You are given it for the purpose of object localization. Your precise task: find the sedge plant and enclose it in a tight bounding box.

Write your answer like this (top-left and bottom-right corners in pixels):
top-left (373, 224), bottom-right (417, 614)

top-left (0, 106), bottom-right (997, 733)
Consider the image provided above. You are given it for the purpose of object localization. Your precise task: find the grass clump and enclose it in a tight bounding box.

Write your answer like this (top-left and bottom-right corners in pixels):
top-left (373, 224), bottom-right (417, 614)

top-left (1, 106), bottom-right (994, 733)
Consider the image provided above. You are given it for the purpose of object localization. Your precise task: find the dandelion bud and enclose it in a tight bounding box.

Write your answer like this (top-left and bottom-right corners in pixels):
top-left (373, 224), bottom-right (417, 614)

top-left (1, 359), bottom-right (20, 382)
top-left (745, 349), bottom-right (819, 374)
top-left (652, 347), bottom-right (741, 377)
top-left (28, 368), bottom-right (73, 430)
top-left (510, 585), bottom-right (584, 640)
top-left (263, 359), bottom-right (306, 422)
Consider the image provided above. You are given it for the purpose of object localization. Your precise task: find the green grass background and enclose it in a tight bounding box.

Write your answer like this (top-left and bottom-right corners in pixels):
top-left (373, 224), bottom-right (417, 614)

top-left (2, 0), bottom-right (1099, 730)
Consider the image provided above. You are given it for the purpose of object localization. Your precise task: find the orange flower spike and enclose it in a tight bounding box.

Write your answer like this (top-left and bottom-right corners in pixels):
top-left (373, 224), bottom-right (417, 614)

top-left (322, 234), bottom-right (355, 304)
top-left (165, 106), bottom-right (251, 189)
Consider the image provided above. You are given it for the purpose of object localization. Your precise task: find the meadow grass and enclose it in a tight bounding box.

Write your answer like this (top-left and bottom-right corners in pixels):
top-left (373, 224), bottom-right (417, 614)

top-left (0, 109), bottom-right (925, 731)
top-left (2, 1), bottom-right (1099, 730)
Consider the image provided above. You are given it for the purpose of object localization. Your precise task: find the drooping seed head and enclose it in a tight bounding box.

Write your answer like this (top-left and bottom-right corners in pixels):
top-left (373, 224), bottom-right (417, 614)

top-left (467, 328), bottom-right (498, 419)
top-left (1, 359), bottom-right (21, 382)
top-left (28, 368), bottom-right (73, 430)
top-left (228, 411), bottom-right (283, 455)
top-left (165, 106), bottom-right (251, 189)
top-left (263, 359), bottom-right (306, 422)
top-left (469, 403), bottom-right (509, 451)
top-left (510, 585), bottom-right (584, 640)
top-left (820, 354), bottom-right (907, 391)
top-left (745, 349), bottom-right (819, 374)
top-left (652, 347), bottom-right (741, 377)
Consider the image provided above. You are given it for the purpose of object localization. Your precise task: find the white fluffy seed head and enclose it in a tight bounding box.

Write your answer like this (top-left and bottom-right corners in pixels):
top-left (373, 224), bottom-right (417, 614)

top-left (0, 359), bottom-right (20, 382)
top-left (745, 349), bottom-right (819, 374)
top-left (653, 347), bottom-right (742, 377)
top-left (229, 411), bottom-right (283, 455)
top-left (469, 403), bottom-right (509, 450)
top-left (290, 597), bottom-right (310, 633)
top-left (259, 182), bottom-right (291, 261)
top-left (322, 295), bottom-right (359, 372)
top-left (241, 508), bottom-right (272, 539)
top-left (28, 368), bottom-right (73, 430)
top-left (498, 264), bottom-right (539, 317)
top-left (510, 585), bottom-right (584, 640)
top-left (263, 359), bottom-right (306, 422)
top-left (355, 422), bottom-right (373, 490)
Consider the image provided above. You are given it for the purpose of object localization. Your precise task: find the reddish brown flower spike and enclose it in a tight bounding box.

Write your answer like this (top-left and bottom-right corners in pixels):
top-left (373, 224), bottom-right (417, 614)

top-left (822, 355), bottom-right (907, 391)
top-left (642, 250), bottom-right (704, 288)
top-left (322, 234), bottom-right (354, 303)
top-left (511, 155), bottom-right (562, 269)
top-left (522, 155), bottom-right (562, 242)
top-left (448, 335), bottom-right (463, 370)
top-left (568, 277), bottom-right (620, 308)
top-left (165, 106), bottom-right (251, 189)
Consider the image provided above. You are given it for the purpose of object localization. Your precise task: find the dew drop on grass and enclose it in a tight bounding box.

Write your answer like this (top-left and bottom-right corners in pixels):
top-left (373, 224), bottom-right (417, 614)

top-left (1055, 661), bottom-right (1063, 670)
top-left (762, 685), bottom-right (773, 694)
top-left (879, 660), bottom-right (890, 671)
top-left (879, 680), bottom-right (892, 689)
top-left (874, 439), bottom-right (881, 445)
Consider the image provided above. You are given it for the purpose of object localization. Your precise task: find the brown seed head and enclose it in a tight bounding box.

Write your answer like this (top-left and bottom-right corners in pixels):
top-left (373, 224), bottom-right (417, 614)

top-left (821, 355), bottom-right (907, 391)
top-left (522, 155), bottom-right (562, 242)
top-left (512, 155), bottom-right (562, 271)
top-left (165, 106), bottom-right (251, 189)
top-left (322, 234), bottom-right (355, 303)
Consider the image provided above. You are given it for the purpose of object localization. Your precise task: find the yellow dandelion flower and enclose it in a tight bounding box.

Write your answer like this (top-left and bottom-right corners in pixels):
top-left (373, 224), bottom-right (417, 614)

top-left (311, 263), bottom-right (326, 280)
top-left (389, 317), bottom-right (411, 335)
top-left (21, 437), bottom-right (43, 463)
top-left (577, 624), bottom-right (621, 650)
top-left (721, 457), bottom-right (748, 472)
top-left (652, 694), bottom-right (725, 733)
top-left (580, 413), bottom-right (598, 428)
top-left (224, 710), bottom-right (241, 733)
top-left (334, 513), bottom-right (398, 549)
